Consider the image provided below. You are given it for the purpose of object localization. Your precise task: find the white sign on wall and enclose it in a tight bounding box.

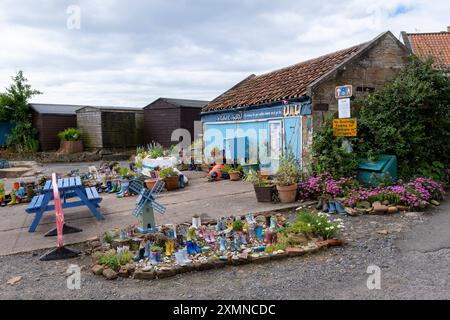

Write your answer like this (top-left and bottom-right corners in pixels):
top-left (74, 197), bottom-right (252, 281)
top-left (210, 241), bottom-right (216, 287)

top-left (338, 98), bottom-right (351, 119)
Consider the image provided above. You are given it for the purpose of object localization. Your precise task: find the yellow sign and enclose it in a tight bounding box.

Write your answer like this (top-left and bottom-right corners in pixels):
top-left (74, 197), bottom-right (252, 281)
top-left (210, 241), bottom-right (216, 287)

top-left (333, 118), bottom-right (357, 137)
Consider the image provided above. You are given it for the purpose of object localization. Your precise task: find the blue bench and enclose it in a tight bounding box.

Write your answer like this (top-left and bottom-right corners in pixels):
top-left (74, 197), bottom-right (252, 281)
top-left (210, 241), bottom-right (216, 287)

top-left (26, 177), bottom-right (104, 232)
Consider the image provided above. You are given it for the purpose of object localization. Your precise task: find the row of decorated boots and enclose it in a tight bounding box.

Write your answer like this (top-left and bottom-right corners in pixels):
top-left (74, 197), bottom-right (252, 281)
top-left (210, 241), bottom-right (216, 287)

top-left (0, 182), bottom-right (35, 207)
top-left (316, 199), bottom-right (347, 215)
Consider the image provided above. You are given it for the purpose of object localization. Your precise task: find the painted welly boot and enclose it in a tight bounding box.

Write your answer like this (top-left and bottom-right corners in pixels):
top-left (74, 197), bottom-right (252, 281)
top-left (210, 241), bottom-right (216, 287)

top-left (316, 199), bottom-right (324, 210)
top-left (106, 181), bottom-right (112, 193)
top-left (230, 239), bottom-right (236, 252)
top-left (193, 241), bottom-right (202, 254)
top-left (186, 240), bottom-right (196, 255)
top-left (7, 192), bottom-right (16, 206)
top-left (241, 233), bottom-right (247, 245)
top-left (322, 201), bottom-right (329, 213)
top-left (165, 241), bottom-right (175, 256)
top-left (328, 201), bottom-right (337, 214)
top-left (256, 225), bottom-right (263, 239)
top-left (181, 248), bottom-right (192, 264)
top-left (335, 202), bottom-right (347, 215)
top-left (219, 237), bottom-right (226, 251)
top-left (175, 251), bottom-right (185, 265)
top-left (116, 188), bottom-right (124, 198)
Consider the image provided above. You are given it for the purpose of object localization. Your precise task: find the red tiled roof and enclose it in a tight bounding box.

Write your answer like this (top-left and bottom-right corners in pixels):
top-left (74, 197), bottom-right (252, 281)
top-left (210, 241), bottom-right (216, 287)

top-left (405, 32), bottom-right (450, 69)
top-left (203, 42), bottom-right (367, 112)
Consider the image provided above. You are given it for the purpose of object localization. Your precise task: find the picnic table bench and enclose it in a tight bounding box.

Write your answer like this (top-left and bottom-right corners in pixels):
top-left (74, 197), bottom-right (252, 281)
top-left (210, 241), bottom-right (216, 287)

top-left (26, 176), bottom-right (104, 232)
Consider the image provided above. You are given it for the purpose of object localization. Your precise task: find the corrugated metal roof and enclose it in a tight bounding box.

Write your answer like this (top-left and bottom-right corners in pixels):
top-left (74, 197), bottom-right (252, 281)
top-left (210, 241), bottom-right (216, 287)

top-left (29, 103), bottom-right (83, 115)
top-left (145, 98), bottom-right (210, 109)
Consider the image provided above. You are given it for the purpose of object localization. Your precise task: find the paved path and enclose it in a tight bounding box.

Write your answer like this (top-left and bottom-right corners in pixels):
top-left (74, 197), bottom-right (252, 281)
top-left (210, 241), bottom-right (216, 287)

top-left (0, 168), bottom-right (300, 256)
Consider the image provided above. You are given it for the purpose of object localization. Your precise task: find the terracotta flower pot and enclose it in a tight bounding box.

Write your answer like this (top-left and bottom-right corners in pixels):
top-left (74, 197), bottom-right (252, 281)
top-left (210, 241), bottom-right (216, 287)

top-left (145, 179), bottom-right (158, 190)
top-left (164, 176), bottom-right (179, 191)
top-left (229, 172), bottom-right (241, 181)
top-left (276, 184), bottom-right (298, 203)
top-left (59, 140), bottom-right (83, 154)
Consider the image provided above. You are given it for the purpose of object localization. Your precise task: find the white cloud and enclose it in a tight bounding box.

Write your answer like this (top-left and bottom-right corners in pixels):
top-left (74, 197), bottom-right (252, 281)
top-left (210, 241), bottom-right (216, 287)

top-left (0, 0), bottom-right (449, 106)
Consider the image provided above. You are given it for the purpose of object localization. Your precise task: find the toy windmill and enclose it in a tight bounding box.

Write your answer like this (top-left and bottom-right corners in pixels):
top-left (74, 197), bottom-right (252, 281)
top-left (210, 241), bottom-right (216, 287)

top-left (131, 180), bottom-right (166, 233)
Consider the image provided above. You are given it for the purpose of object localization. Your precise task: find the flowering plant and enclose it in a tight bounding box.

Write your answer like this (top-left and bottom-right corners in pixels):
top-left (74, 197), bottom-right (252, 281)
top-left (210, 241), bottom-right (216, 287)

top-left (293, 210), bottom-right (344, 240)
top-left (298, 173), bottom-right (359, 199)
top-left (343, 177), bottom-right (445, 210)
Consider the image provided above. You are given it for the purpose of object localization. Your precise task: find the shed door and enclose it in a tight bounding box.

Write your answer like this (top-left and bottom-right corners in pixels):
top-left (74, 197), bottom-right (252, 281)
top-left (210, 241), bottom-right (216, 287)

top-left (284, 117), bottom-right (301, 160)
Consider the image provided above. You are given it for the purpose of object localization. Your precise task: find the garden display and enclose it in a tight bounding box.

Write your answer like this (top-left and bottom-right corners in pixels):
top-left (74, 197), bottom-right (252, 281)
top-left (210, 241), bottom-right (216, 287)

top-left (298, 173), bottom-right (446, 215)
top-left (88, 209), bottom-right (345, 281)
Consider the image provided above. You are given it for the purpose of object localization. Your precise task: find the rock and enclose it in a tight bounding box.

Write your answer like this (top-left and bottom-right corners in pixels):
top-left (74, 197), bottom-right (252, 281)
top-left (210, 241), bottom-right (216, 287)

top-left (431, 200), bottom-right (440, 206)
top-left (7, 276), bottom-right (22, 285)
top-left (376, 230), bottom-right (389, 235)
top-left (397, 205), bottom-right (408, 212)
top-left (102, 268), bottom-right (118, 280)
top-left (372, 201), bottom-right (382, 207)
top-left (89, 240), bottom-right (102, 249)
top-left (355, 208), bottom-right (367, 215)
top-left (326, 239), bottom-right (343, 247)
top-left (118, 266), bottom-right (130, 278)
top-left (316, 241), bottom-right (329, 249)
top-left (387, 206), bottom-right (398, 214)
top-left (133, 270), bottom-right (156, 280)
top-left (373, 204), bottom-right (388, 214)
top-left (270, 251), bottom-right (288, 260)
top-left (345, 207), bottom-right (359, 216)
top-left (91, 265), bottom-right (104, 276)
top-left (286, 247), bottom-right (305, 257)
top-left (156, 268), bottom-right (177, 279)
top-left (382, 200), bottom-right (390, 206)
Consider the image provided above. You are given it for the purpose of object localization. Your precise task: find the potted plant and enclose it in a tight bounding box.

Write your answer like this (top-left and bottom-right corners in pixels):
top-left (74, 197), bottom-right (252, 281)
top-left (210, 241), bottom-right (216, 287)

top-left (229, 165), bottom-right (242, 181)
top-left (144, 170), bottom-right (160, 190)
top-left (244, 169), bottom-right (275, 202)
top-left (57, 128), bottom-right (83, 154)
top-left (275, 154), bottom-right (300, 203)
top-left (158, 167), bottom-right (179, 191)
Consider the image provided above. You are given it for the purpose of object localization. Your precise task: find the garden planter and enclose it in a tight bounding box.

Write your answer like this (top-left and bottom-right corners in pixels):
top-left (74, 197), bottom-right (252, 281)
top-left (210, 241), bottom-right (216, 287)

top-left (145, 179), bottom-right (158, 190)
top-left (164, 176), bottom-right (179, 191)
top-left (59, 140), bottom-right (83, 154)
top-left (254, 185), bottom-right (274, 202)
top-left (229, 172), bottom-right (241, 181)
top-left (276, 184), bottom-right (297, 203)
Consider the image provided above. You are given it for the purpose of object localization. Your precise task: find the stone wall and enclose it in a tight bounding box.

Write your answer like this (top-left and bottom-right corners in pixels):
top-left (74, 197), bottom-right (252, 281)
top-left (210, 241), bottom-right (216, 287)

top-left (301, 33), bottom-right (410, 167)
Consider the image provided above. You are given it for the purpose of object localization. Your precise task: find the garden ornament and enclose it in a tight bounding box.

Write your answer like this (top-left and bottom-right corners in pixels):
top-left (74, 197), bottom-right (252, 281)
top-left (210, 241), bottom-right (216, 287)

top-left (328, 201), bottom-right (337, 214)
top-left (192, 214), bottom-right (202, 229)
top-left (219, 236), bottom-right (226, 251)
top-left (165, 240), bottom-right (175, 256)
top-left (334, 202), bottom-right (347, 215)
top-left (0, 183), bottom-right (6, 207)
top-left (256, 225), bottom-right (264, 239)
top-left (270, 216), bottom-right (277, 230)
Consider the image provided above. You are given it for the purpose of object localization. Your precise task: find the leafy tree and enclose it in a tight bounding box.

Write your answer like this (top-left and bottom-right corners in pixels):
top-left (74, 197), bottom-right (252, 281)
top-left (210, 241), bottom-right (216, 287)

top-left (0, 71), bottom-right (41, 152)
top-left (357, 57), bottom-right (450, 178)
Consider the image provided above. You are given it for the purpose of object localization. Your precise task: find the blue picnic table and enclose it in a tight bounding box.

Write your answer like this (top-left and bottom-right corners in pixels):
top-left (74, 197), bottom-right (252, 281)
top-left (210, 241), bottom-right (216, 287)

top-left (26, 176), bottom-right (104, 232)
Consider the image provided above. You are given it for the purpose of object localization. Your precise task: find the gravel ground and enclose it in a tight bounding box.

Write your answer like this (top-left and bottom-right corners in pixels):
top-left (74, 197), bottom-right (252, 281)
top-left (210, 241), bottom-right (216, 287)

top-left (0, 201), bottom-right (449, 300)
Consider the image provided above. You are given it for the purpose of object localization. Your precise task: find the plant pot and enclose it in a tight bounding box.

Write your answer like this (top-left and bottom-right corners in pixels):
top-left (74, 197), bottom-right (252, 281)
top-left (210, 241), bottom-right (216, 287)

top-left (229, 172), bottom-right (241, 181)
top-left (242, 164), bottom-right (260, 175)
top-left (59, 140), bottom-right (83, 154)
top-left (276, 184), bottom-right (298, 203)
top-left (164, 176), bottom-right (179, 191)
top-left (145, 179), bottom-right (158, 190)
top-left (254, 185), bottom-right (274, 202)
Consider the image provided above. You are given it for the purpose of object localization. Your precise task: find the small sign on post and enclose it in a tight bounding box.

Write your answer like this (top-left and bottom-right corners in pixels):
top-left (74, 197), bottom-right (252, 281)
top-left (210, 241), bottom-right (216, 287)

top-left (338, 98), bottom-right (351, 119)
top-left (335, 85), bottom-right (353, 99)
top-left (333, 119), bottom-right (357, 137)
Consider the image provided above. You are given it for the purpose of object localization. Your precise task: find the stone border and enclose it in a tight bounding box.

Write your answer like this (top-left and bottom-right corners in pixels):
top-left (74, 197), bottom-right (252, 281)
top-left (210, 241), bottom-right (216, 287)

top-left (91, 239), bottom-right (343, 281)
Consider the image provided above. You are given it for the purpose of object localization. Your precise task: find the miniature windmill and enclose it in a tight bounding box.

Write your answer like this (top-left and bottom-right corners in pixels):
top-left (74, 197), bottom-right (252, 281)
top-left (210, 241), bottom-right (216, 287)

top-left (131, 179), bottom-right (166, 233)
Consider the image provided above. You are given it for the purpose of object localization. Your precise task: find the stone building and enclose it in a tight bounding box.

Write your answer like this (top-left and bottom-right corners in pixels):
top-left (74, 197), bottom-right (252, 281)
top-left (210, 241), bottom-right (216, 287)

top-left (201, 31), bottom-right (410, 172)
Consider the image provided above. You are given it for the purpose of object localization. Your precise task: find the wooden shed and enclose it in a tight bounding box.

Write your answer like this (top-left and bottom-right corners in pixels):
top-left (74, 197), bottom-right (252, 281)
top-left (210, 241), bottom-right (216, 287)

top-left (30, 103), bottom-right (80, 151)
top-left (76, 106), bottom-right (144, 149)
top-left (143, 98), bottom-right (209, 147)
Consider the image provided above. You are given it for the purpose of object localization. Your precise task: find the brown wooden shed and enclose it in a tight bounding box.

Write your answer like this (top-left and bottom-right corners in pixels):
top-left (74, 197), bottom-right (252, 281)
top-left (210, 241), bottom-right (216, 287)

top-left (76, 106), bottom-right (144, 149)
top-left (143, 98), bottom-right (209, 147)
top-left (30, 103), bottom-right (80, 151)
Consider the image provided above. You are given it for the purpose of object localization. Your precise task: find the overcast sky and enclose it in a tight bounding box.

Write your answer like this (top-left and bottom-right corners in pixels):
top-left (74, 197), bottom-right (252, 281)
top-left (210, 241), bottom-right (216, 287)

top-left (0, 0), bottom-right (448, 107)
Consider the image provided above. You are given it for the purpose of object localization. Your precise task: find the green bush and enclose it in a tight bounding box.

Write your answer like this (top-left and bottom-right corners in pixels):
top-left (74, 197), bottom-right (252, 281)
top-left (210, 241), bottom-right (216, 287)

top-left (57, 128), bottom-right (81, 141)
top-left (311, 113), bottom-right (359, 178)
top-left (295, 210), bottom-right (343, 240)
top-left (357, 57), bottom-right (450, 179)
top-left (158, 167), bottom-right (177, 179)
top-left (95, 249), bottom-right (132, 271)
top-left (149, 145), bottom-right (164, 158)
